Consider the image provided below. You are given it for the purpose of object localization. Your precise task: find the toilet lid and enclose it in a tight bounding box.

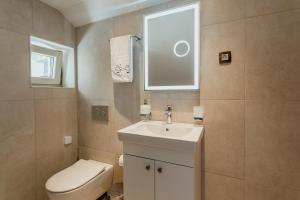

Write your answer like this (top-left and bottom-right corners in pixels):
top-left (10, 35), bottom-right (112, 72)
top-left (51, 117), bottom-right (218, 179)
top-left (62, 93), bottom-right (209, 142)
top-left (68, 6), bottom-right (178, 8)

top-left (46, 159), bottom-right (105, 193)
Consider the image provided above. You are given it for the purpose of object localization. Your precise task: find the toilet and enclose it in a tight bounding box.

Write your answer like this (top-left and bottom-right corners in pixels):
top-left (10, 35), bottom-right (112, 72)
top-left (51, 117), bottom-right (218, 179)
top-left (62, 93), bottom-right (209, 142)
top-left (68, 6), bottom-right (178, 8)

top-left (45, 159), bottom-right (113, 200)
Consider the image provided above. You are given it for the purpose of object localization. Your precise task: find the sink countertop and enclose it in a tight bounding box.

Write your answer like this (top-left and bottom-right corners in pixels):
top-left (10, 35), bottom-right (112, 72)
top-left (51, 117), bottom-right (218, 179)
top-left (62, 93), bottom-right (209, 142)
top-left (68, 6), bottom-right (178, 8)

top-left (118, 120), bottom-right (204, 151)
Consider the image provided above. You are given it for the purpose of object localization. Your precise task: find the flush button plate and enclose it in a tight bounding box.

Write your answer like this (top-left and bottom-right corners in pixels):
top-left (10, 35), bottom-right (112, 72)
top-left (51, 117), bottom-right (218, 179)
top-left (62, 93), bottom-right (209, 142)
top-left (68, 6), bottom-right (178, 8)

top-left (92, 105), bottom-right (109, 122)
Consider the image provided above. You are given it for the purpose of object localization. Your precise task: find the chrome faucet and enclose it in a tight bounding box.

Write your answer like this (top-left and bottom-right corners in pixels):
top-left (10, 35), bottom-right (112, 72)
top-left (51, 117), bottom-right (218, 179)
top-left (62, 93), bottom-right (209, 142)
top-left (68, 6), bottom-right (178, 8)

top-left (165, 105), bottom-right (172, 124)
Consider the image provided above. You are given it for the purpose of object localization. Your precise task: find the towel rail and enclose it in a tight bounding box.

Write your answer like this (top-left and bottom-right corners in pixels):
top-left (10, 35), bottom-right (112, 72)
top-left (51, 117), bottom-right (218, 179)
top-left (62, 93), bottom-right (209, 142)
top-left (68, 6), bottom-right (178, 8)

top-left (109, 35), bottom-right (142, 42)
top-left (131, 35), bottom-right (142, 41)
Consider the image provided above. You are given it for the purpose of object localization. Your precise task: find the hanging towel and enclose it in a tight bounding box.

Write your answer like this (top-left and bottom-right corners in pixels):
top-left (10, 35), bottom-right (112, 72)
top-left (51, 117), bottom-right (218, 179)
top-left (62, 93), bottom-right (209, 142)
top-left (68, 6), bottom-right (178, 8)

top-left (110, 35), bottom-right (133, 82)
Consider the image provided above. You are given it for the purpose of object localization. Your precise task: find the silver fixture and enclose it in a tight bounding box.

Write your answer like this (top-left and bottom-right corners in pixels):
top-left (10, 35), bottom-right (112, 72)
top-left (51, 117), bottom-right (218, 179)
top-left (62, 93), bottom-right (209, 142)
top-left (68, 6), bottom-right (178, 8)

top-left (109, 35), bottom-right (142, 42)
top-left (131, 35), bottom-right (142, 41)
top-left (92, 105), bottom-right (109, 122)
top-left (165, 105), bottom-right (172, 124)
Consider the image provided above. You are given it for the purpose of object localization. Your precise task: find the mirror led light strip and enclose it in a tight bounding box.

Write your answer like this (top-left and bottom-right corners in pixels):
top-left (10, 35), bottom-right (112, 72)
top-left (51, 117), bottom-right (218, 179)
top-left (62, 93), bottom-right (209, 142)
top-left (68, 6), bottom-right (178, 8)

top-left (144, 3), bottom-right (200, 90)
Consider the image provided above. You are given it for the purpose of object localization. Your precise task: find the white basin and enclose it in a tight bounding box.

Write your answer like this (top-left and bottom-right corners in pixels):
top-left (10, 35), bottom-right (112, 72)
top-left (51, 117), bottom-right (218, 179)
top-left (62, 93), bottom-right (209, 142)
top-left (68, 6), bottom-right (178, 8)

top-left (118, 120), bottom-right (204, 151)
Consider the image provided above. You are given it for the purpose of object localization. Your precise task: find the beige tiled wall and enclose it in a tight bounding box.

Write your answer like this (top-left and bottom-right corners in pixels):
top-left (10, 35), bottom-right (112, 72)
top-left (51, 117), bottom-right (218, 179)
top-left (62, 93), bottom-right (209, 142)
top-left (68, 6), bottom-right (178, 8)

top-left (201, 0), bottom-right (300, 200)
top-left (76, 0), bottom-right (300, 199)
top-left (0, 1), bottom-right (77, 200)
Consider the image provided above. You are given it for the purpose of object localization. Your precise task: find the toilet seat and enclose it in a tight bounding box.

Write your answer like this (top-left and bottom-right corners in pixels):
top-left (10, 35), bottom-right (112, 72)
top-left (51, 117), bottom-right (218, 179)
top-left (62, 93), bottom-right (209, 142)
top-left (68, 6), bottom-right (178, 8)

top-left (46, 159), bottom-right (113, 200)
top-left (46, 159), bottom-right (105, 193)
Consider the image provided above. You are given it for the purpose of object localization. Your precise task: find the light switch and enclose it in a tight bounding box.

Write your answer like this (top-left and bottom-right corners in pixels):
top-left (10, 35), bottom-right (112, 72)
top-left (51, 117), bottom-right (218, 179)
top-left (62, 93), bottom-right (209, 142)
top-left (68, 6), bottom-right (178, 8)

top-left (92, 105), bottom-right (109, 122)
top-left (219, 51), bottom-right (232, 64)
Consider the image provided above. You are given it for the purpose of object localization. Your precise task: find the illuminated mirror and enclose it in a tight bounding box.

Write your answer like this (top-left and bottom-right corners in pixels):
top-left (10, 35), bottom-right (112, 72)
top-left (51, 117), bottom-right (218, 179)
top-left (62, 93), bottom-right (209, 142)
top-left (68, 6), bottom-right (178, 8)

top-left (144, 3), bottom-right (200, 90)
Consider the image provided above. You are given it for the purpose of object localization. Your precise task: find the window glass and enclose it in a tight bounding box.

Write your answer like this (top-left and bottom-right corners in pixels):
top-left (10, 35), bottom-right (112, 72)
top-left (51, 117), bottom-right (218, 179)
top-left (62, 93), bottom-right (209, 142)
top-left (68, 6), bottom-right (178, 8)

top-left (30, 45), bottom-right (62, 85)
top-left (31, 52), bottom-right (57, 79)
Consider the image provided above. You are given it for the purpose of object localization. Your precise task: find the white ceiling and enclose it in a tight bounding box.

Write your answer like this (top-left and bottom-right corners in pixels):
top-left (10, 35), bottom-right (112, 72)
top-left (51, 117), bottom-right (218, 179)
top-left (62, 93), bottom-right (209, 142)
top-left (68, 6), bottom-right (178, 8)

top-left (40, 0), bottom-right (174, 27)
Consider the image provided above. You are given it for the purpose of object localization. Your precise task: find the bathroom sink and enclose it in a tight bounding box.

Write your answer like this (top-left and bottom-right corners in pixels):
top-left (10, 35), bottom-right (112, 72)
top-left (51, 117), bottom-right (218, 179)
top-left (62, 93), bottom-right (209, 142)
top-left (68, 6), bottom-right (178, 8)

top-left (118, 121), bottom-right (204, 151)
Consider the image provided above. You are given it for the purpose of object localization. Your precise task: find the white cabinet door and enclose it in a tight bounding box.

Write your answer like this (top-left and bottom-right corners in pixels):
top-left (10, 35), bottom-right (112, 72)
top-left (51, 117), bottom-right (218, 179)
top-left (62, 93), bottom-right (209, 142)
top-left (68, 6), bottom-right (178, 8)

top-left (155, 161), bottom-right (194, 200)
top-left (124, 155), bottom-right (155, 200)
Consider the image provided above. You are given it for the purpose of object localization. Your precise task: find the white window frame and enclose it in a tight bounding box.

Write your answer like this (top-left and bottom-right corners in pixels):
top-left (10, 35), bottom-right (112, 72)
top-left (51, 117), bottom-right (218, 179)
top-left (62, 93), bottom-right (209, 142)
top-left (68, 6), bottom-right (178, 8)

top-left (30, 45), bottom-right (63, 85)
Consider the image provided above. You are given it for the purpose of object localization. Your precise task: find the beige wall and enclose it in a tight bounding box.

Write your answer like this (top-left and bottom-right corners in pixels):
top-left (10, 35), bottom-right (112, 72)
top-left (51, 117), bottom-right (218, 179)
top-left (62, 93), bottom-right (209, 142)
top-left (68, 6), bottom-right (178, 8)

top-left (77, 0), bottom-right (300, 199)
top-left (201, 0), bottom-right (300, 200)
top-left (0, 1), bottom-right (77, 200)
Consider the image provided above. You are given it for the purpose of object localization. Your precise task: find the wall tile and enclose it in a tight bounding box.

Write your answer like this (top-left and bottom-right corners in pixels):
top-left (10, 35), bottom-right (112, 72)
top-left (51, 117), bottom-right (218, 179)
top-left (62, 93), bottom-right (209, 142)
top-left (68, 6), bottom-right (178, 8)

top-left (0, 29), bottom-right (33, 101)
top-left (78, 100), bottom-right (113, 152)
top-left (167, 91), bottom-right (200, 100)
top-left (0, 0), bottom-right (33, 34)
top-left (200, 20), bottom-right (245, 100)
top-left (204, 172), bottom-right (244, 200)
top-left (36, 153), bottom-right (64, 200)
top-left (0, 135), bottom-right (36, 200)
top-left (34, 88), bottom-right (77, 100)
top-left (54, 88), bottom-right (76, 99)
top-left (35, 97), bottom-right (77, 199)
top-left (246, 0), bottom-right (300, 17)
top-left (63, 147), bottom-right (77, 168)
top-left (35, 98), bottom-right (77, 158)
top-left (35, 99), bottom-right (64, 159)
top-left (0, 101), bottom-right (34, 142)
top-left (167, 91), bottom-right (200, 123)
top-left (202, 0), bottom-right (245, 25)
top-left (77, 20), bottom-right (114, 101)
top-left (147, 92), bottom-right (168, 121)
top-left (201, 100), bottom-right (245, 179)
top-left (245, 10), bottom-right (300, 100)
top-left (245, 100), bottom-right (300, 191)
top-left (167, 98), bottom-right (200, 123)
top-left (246, 181), bottom-right (300, 200)
top-left (33, 0), bottom-right (75, 47)
top-left (79, 147), bottom-right (123, 183)
top-left (61, 99), bottom-right (78, 139)
top-left (79, 146), bottom-right (116, 165)
top-left (61, 99), bottom-right (78, 165)
top-left (78, 99), bottom-right (129, 154)
top-left (142, 2), bottom-right (169, 16)
top-left (63, 18), bottom-right (76, 47)
top-left (0, 1), bottom-right (77, 199)
top-left (33, 88), bottom-right (55, 100)
top-left (113, 83), bottom-right (139, 122)
top-left (112, 10), bottom-right (142, 36)
top-left (166, 0), bottom-right (199, 8)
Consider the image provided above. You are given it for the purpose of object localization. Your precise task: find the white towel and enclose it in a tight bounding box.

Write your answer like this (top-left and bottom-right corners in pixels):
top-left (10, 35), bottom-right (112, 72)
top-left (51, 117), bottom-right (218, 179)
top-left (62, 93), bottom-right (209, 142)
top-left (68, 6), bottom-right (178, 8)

top-left (110, 35), bottom-right (133, 82)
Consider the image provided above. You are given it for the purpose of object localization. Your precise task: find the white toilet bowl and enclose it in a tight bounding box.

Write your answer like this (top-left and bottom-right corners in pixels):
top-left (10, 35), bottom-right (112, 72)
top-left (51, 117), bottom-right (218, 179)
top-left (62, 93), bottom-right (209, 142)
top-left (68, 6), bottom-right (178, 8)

top-left (45, 159), bottom-right (113, 200)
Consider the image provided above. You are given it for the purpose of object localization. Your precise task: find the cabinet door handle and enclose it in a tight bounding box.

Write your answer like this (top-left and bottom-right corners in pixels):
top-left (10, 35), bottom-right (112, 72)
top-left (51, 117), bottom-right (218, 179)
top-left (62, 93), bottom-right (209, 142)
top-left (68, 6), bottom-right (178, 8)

top-left (157, 167), bottom-right (162, 173)
top-left (145, 164), bottom-right (151, 170)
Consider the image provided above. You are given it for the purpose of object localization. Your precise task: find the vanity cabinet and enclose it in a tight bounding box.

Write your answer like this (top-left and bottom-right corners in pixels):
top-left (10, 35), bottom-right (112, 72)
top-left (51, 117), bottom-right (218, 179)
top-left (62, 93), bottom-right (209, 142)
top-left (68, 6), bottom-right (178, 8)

top-left (118, 120), bottom-right (203, 200)
top-left (123, 155), bottom-right (154, 200)
top-left (124, 155), bottom-right (196, 200)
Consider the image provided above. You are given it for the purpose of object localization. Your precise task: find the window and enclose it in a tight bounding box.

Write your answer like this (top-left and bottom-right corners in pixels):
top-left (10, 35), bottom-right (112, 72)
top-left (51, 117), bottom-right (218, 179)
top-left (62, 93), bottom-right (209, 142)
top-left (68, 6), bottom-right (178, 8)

top-left (31, 45), bottom-right (63, 85)
top-left (30, 36), bottom-right (75, 88)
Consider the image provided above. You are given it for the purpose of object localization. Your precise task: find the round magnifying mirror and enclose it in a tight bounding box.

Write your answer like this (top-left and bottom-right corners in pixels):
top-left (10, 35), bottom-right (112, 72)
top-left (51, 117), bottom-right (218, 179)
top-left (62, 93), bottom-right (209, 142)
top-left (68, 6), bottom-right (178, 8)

top-left (173, 40), bottom-right (190, 58)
